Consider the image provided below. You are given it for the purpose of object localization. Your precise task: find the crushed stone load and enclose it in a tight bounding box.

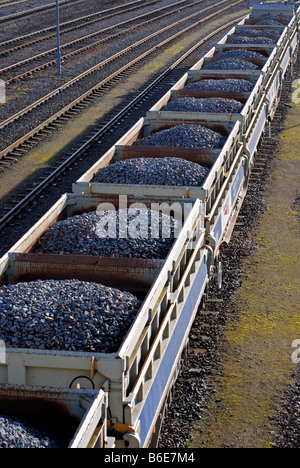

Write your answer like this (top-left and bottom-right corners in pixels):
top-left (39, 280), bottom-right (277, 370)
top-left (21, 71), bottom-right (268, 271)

top-left (93, 157), bottom-right (209, 187)
top-left (236, 28), bottom-right (279, 37)
top-left (185, 78), bottom-right (254, 93)
top-left (217, 49), bottom-right (266, 59)
top-left (257, 19), bottom-right (284, 26)
top-left (133, 124), bottom-right (227, 149)
top-left (0, 279), bottom-right (142, 353)
top-left (203, 58), bottom-right (260, 70)
top-left (260, 14), bottom-right (285, 22)
top-left (162, 97), bottom-right (243, 114)
top-left (227, 35), bottom-right (275, 44)
top-left (35, 208), bottom-right (181, 259)
top-left (0, 416), bottom-right (67, 449)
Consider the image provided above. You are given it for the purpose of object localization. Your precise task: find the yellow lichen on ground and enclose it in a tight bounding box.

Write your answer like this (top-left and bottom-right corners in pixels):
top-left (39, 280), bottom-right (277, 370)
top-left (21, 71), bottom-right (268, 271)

top-left (190, 86), bottom-right (300, 449)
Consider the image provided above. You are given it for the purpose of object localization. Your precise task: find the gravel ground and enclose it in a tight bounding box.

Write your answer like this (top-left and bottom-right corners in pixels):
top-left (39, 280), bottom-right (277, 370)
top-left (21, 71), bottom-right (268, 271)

top-left (0, 415), bottom-right (67, 448)
top-left (0, 279), bottom-right (142, 353)
top-left (93, 157), bottom-right (210, 187)
top-left (34, 208), bottom-right (180, 259)
top-left (0, 0), bottom-right (70, 18)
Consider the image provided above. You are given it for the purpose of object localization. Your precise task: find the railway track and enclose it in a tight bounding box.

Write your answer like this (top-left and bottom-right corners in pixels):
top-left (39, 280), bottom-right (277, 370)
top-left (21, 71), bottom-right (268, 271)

top-left (0, 0), bottom-right (216, 82)
top-left (0, 11), bottom-right (246, 233)
top-left (0, 0), bottom-right (89, 25)
top-left (0, 0), bottom-right (245, 159)
top-left (0, 0), bottom-right (161, 56)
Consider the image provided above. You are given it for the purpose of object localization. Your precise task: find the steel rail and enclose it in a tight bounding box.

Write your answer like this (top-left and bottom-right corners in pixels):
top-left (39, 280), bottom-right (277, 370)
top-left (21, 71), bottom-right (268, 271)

top-left (0, 11), bottom-right (247, 231)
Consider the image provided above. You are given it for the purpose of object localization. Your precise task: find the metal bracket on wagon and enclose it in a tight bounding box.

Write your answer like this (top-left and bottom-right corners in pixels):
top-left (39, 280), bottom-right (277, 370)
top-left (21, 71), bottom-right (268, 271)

top-left (107, 420), bottom-right (141, 448)
top-left (206, 243), bottom-right (222, 290)
top-left (205, 234), bottom-right (216, 252)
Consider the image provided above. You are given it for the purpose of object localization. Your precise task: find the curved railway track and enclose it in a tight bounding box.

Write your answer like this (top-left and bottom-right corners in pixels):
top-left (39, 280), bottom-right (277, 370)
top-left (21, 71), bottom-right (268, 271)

top-left (0, 0), bottom-right (244, 159)
top-left (0, 11), bottom-right (246, 233)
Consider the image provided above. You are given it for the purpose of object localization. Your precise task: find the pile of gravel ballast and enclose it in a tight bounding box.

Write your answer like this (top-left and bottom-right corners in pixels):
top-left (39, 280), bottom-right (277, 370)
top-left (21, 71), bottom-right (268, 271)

top-left (203, 58), bottom-right (260, 70)
top-left (162, 97), bottom-right (243, 114)
top-left (133, 124), bottom-right (227, 149)
top-left (217, 49), bottom-right (266, 59)
top-left (257, 19), bottom-right (283, 26)
top-left (227, 36), bottom-right (275, 45)
top-left (93, 157), bottom-right (210, 187)
top-left (0, 279), bottom-right (142, 353)
top-left (35, 208), bottom-right (181, 259)
top-left (185, 78), bottom-right (254, 93)
top-left (0, 416), bottom-right (67, 449)
top-left (236, 28), bottom-right (279, 37)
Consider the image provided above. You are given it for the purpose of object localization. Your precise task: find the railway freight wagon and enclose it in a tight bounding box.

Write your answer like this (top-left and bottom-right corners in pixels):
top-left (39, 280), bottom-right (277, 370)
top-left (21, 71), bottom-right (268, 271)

top-left (0, 384), bottom-right (109, 448)
top-left (0, 2), bottom-right (299, 449)
top-left (0, 194), bottom-right (210, 447)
